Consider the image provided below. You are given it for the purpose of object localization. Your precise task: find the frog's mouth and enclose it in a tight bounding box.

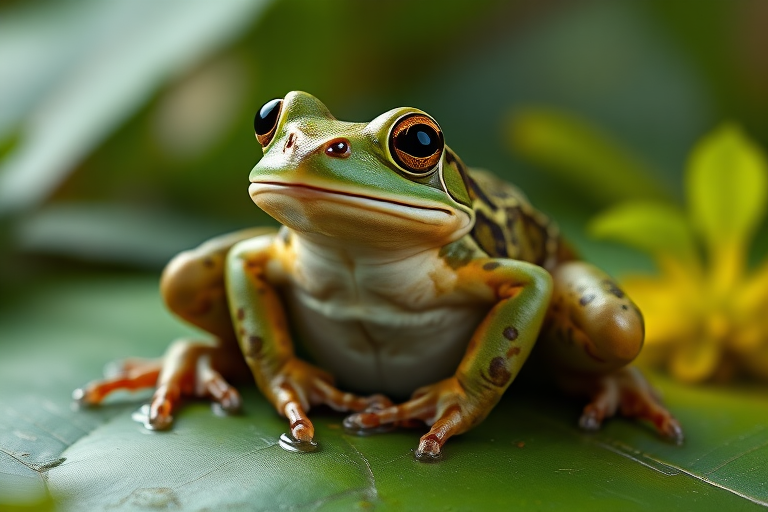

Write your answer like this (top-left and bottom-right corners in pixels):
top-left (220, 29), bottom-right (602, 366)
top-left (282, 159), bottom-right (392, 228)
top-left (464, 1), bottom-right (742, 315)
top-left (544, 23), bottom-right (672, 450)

top-left (249, 181), bottom-right (457, 224)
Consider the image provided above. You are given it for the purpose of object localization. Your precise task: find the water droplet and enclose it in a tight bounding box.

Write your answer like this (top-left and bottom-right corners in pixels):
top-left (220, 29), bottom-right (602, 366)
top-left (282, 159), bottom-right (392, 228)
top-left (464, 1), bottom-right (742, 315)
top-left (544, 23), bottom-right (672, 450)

top-left (278, 432), bottom-right (318, 453)
top-left (132, 404), bottom-right (171, 431)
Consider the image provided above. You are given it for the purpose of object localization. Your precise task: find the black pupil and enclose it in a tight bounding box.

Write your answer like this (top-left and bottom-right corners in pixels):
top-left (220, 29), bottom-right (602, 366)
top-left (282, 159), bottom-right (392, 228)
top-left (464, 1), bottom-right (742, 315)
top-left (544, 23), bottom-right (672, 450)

top-left (254, 99), bottom-right (282, 135)
top-left (395, 124), bottom-right (440, 157)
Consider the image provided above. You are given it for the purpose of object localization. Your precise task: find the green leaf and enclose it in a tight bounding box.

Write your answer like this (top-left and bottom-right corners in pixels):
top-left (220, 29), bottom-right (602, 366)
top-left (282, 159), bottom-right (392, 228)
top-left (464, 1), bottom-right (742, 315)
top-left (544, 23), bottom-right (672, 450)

top-left (687, 124), bottom-right (768, 250)
top-left (508, 108), bottom-right (671, 205)
top-left (589, 202), bottom-right (699, 266)
top-left (3, 276), bottom-right (768, 510)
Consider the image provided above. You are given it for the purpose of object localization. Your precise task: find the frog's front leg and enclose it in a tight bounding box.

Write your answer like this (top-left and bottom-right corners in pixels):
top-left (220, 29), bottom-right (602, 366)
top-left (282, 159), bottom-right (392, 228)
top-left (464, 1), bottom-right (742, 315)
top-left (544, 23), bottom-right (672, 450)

top-left (345, 259), bottom-right (553, 461)
top-left (227, 236), bottom-right (391, 446)
top-left (541, 261), bottom-right (683, 443)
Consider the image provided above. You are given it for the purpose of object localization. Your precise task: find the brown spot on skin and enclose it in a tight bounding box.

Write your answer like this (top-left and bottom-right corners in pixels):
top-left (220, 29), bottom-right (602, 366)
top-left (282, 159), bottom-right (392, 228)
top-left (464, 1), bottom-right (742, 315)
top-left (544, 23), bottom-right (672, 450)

top-left (579, 293), bottom-right (596, 306)
top-left (245, 335), bottom-right (263, 358)
top-left (468, 176), bottom-right (498, 211)
top-left (503, 326), bottom-right (518, 341)
top-left (284, 133), bottom-right (296, 151)
top-left (203, 258), bottom-right (215, 269)
top-left (483, 261), bottom-right (500, 271)
top-left (486, 357), bottom-right (512, 387)
top-left (621, 304), bottom-right (628, 311)
top-left (471, 210), bottom-right (508, 257)
top-left (602, 279), bottom-right (625, 299)
top-left (237, 308), bottom-right (245, 320)
top-left (506, 346), bottom-right (521, 358)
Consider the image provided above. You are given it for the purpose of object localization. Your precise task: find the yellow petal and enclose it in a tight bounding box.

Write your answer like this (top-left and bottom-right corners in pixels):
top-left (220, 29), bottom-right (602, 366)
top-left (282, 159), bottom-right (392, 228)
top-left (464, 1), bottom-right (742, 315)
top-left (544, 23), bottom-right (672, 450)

top-left (622, 273), bottom-right (700, 345)
top-left (669, 337), bottom-right (721, 383)
top-left (738, 258), bottom-right (768, 316)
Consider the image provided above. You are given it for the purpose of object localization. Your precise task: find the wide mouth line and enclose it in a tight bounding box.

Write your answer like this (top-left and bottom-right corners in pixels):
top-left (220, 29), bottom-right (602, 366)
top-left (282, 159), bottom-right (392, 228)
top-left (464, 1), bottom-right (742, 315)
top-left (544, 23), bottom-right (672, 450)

top-left (251, 181), bottom-right (453, 215)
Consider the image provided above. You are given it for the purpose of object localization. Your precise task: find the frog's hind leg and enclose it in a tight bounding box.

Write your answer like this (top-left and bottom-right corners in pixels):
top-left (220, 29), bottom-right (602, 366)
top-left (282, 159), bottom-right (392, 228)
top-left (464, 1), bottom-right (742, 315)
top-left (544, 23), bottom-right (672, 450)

top-left (75, 229), bottom-right (273, 429)
top-left (539, 261), bottom-right (683, 443)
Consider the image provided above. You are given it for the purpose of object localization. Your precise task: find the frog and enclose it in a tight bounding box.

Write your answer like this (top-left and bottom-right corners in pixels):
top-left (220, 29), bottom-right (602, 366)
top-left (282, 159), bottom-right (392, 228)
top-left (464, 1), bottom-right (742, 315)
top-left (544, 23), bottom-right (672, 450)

top-left (75, 91), bottom-right (683, 460)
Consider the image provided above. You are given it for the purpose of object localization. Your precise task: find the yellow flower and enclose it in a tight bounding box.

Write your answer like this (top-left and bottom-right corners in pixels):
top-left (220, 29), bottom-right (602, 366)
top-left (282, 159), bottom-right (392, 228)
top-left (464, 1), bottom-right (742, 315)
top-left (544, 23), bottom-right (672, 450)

top-left (591, 125), bottom-right (768, 383)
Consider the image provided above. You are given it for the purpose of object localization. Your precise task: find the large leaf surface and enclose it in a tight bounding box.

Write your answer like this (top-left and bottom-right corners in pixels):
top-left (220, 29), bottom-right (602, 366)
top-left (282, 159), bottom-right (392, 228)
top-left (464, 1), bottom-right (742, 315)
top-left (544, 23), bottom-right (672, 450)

top-left (1, 277), bottom-right (767, 511)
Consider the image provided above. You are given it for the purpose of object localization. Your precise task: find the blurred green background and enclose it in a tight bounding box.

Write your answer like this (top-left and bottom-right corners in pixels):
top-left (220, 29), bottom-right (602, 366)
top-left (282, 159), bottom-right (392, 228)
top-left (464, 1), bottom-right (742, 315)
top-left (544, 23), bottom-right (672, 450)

top-left (2, 1), bottom-right (768, 510)
top-left (2, 0), bottom-right (767, 283)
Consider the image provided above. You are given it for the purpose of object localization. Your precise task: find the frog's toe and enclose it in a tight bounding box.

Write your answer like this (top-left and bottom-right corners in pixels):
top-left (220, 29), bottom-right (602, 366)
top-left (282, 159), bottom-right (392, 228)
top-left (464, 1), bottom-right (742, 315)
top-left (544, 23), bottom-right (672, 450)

top-left (578, 366), bottom-right (684, 443)
top-left (663, 418), bottom-right (685, 445)
top-left (414, 437), bottom-right (442, 462)
top-left (73, 359), bottom-right (163, 406)
top-left (311, 379), bottom-right (393, 413)
top-left (140, 383), bottom-right (180, 430)
top-left (578, 407), bottom-right (603, 432)
top-left (343, 390), bottom-right (436, 432)
top-left (197, 355), bottom-right (242, 414)
top-left (103, 357), bottom-right (162, 379)
top-left (413, 405), bottom-right (466, 462)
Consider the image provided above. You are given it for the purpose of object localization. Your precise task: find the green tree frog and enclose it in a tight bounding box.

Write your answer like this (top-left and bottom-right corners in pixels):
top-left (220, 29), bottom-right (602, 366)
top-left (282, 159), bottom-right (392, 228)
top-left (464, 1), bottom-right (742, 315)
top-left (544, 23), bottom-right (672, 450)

top-left (75, 92), bottom-right (683, 460)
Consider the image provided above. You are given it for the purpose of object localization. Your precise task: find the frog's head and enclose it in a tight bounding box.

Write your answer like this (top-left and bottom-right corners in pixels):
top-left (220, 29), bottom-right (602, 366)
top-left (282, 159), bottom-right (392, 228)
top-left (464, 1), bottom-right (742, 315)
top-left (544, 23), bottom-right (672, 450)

top-left (249, 91), bottom-right (475, 251)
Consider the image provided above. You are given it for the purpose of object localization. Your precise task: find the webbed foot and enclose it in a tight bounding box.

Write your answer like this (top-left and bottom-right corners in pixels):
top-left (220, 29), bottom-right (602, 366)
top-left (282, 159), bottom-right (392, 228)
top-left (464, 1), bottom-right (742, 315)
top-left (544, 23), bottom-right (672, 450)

top-left (344, 376), bottom-right (490, 461)
top-left (264, 358), bottom-right (392, 447)
top-left (576, 366), bottom-right (684, 444)
top-left (74, 340), bottom-right (243, 430)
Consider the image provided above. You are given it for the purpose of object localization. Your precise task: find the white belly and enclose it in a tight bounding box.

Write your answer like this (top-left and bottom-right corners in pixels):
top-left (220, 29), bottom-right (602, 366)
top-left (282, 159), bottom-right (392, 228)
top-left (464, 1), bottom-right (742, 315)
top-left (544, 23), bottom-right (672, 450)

top-left (286, 288), bottom-right (487, 398)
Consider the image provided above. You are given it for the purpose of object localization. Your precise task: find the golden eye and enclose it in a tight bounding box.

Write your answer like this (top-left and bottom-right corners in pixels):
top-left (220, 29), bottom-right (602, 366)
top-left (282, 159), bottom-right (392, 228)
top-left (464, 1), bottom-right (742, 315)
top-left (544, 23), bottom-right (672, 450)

top-left (254, 98), bottom-right (282, 147)
top-left (389, 114), bottom-right (444, 175)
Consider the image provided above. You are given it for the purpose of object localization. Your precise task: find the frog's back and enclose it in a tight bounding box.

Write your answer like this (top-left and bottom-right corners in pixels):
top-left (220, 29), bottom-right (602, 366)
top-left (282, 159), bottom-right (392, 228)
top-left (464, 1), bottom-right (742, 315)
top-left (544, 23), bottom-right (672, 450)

top-left (448, 150), bottom-right (573, 270)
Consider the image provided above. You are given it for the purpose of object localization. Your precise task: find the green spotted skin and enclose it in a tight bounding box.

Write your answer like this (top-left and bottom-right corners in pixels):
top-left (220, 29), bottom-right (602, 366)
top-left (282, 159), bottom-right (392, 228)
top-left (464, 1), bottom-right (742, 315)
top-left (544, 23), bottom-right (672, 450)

top-left (443, 148), bottom-right (569, 271)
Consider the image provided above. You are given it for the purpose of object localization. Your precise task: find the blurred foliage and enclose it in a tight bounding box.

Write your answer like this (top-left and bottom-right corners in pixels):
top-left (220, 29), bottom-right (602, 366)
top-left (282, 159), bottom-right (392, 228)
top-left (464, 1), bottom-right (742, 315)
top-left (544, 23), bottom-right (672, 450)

top-left (592, 126), bottom-right (768, 384)
top-left (508, 108), bottom-right (672, 205)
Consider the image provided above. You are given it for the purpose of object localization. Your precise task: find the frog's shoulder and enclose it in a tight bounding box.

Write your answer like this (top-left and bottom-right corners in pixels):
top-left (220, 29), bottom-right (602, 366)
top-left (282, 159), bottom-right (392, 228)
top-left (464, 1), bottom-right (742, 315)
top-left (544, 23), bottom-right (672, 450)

top-left (447, 157), bottom-right (568, 269)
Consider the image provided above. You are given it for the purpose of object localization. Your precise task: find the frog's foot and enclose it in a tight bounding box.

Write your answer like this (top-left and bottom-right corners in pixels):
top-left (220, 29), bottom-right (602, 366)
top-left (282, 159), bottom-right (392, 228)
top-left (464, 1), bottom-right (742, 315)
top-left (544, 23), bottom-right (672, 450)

top-left (267, 358), bottom-right (392, 445)
top-left (73, 358), bottom-right (163, 405)
top-left (577, 367), bottom-right (684, 444)
top-left (343, 377), bottom-right (484, 461)
top-left (74, 340), bottom-right (242, 431)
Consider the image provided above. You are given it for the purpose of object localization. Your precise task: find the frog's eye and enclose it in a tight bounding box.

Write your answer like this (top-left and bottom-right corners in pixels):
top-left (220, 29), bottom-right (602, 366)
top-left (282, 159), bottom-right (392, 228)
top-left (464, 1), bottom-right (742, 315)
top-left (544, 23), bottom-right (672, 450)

top-left (254, 98), bottom-right (283, 147)
top-left (389, 114), bottom-right (444, 175)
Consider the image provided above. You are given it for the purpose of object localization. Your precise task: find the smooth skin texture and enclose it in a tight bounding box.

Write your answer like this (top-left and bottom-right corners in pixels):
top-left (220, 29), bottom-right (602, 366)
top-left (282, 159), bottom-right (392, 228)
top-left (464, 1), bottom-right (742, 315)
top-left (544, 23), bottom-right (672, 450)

top-left (76, 92), bottom-right (682, 460)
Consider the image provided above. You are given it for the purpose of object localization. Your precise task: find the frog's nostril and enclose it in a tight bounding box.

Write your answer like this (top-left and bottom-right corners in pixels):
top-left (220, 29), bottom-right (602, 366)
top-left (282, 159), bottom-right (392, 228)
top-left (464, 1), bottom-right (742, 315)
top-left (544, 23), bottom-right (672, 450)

top-left (324, 138), bottom-right (351, 159)
top-left (283, 133), bottom-right (297, 152)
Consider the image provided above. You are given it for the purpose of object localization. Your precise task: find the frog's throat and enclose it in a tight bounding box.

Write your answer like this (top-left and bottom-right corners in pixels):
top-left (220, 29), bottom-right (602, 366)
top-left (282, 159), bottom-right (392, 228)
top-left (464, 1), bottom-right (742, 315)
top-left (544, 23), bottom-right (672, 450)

top-left (249, 181), bottom-right (464, 226)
